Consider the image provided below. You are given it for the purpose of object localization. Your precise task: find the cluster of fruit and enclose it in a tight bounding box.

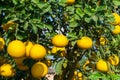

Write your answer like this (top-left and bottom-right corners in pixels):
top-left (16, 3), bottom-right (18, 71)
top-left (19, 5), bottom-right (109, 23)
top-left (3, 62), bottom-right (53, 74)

top-left (0, 12), bottom-right (119, 79)
top-left (51, 34), bottom-right (93, 56)
top-left (7, 40), bottom-right (46, 60)
top-left (72, 71), bottom-right (83, 80)
top-left (112, 13), bottom-right (120, 34)
top-left (96, 54), bottom-right (119, 73)
top-left (0, 38), bottom-right (49, 79)
top-left (51, 34), bottom-right (69, 57)
top-left (0, 30), bottom-right (119, 79)
top-left (82, 54), bottom-right (119, 74)
top-left (51, 34), bottom-right (93, 79)
top-left (0, 38), bottom-right (15, 77)
top-left (51, 33), bottom-right (119, 78)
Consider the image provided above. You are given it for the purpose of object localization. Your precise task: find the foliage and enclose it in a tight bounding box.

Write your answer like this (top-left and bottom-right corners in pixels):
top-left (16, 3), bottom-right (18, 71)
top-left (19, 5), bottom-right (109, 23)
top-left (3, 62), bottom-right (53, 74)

top-left (0, 0), bottom-right (120, 80)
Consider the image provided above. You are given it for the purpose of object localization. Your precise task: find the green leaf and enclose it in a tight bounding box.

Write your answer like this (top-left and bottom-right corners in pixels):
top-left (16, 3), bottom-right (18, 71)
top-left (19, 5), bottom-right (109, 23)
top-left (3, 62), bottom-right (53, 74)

top-left (62, 59), bottom-right (68, 69)
top-left (62, 62), bottom-right (67, 68)
top-left (66, 6), bottom-right (75, 14)
top-left (16, 34), bottom-right (24, 40)
top-left (89, 72), bottom-right (102, 80)
top-left (23, 22), bottom-right (29, 30)
top-left (20, 0), bottom-right (25, 4)
top-left (74, 14), bottom-right (80, 20)
top-left (96, 6), bottom-right (107, 11)
top-left (12, 0), bottom-right (18, 5)
top-left (31, 0), bottom-right (48, 9)
top-left (41, 5), bottom-right (51, 14)
top-left (36, 3), bottom-right (50, 9)
top-left (110, 73), bottom-right (120, 80)
top-left (5, 37), bottom-right (10, 45)
top-left (113, 0), bottom-right (120, 6)
top-left (68, 32), bottom-right (78, 40)
top-left (37, 23), bottom-right (44, 29)
top-left (91, 15), bottom-right (98, 22)
top-left (29, 4), bottom-right (34, 10)
top-left (59, 0), bottom-right (66, 6)
top-left (37, 3), bottom-right (44, 9)
top-left (16, 31), bottom-right (28, 40)
top-left (31, 0), bottom-right (39, 4)
top-left (45, 24), bottom-right (53, 30)
top-left (59, 0), bottom-right (66, 3)
top-left (31, 23), bottom-right (38, 34)
top-left (69, 21), bottom-right (78, 28)
top-left (84, 7), bottom-right (93, 16)
top-left (84, 17), bottom-right (91, 23)
top-left (55, 59), bottom-right (64, 75)
top-left (76, 8), bottom-right (84, 17)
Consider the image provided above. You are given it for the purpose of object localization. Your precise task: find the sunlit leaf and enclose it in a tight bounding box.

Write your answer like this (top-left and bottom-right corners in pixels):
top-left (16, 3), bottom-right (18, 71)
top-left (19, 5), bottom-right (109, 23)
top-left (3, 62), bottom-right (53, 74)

top-left (96, 6), bottom-right (107, 11)
top-left (89, 72), bottom-right (102, 80)
top-left (31, 0), bottom-right (39, 4)
top-left (113, 0), bottom-right (120, 6)
top-left (110, 73), bottom-right (120, 80)
top-left (76, 8), bottom-right (84, 17)
top-left (63, 62), bottom-right (67, 68)
top-left (69, 21), bottom-right (78, 28)
top-left (12, 0), bottom-right (18, 5)
top-left (55, 59), bottom-right (64, 75)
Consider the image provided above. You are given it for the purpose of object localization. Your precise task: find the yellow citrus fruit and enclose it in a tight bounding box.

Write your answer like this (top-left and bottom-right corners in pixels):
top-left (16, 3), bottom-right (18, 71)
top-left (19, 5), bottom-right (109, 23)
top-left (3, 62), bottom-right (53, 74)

top-left (31, 62), bottom-right (44, 78)
top-left (112, 25), bottom-right (120, 34)
top-left (99, 36), bottom-right (107, 45)
top-left (112, 13), bottom-right (120, 25)
top-left (77, 36), bottom-right (93, 49)
top-left (51, 46), bottom-right (66, 57)
top-left (24, 41), bottom-right (33, 57)
top-left (7, 40), bottom-right (26, 58)
top-left (31, 62), bottom-right (48, 78)
top-left (74, 71), bottom-right (78, 76)
top-left (36, 62), bottom-right (48, 77)
top-left (66, 0), bottom-right (75, 5)
top-left (0, 64), bottom-right (15, 77)
top-left (2, 21), bottom-right (17, 31)
top-left (30, 44), bottom-right (46, 60)
top-left (0, 38), bottom-right (5, 51)
top-left (52, 34), bottom-right (69, 47)
top-left (96, 59), bottom-right (109, 72)
top-left (108, 54), bottom-right (119, 66)
top-left (77, 72), bottom-right (83, 78)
